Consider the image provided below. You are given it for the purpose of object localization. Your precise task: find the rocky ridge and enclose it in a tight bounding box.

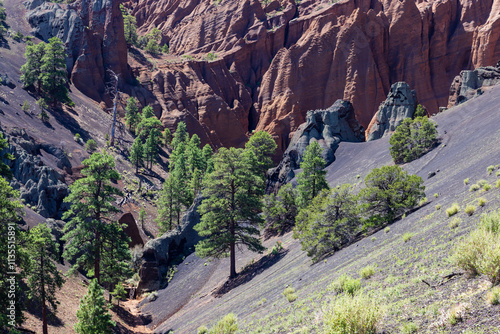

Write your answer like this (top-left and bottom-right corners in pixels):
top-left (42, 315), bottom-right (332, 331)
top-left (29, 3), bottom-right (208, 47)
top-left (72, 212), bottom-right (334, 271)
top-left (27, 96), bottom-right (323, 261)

top-left (266, 99), bottom-right (364, 192)
top-left (448, 61), bottom-right (500, 107)
top-left (366, 82), bottom-right (418, 141)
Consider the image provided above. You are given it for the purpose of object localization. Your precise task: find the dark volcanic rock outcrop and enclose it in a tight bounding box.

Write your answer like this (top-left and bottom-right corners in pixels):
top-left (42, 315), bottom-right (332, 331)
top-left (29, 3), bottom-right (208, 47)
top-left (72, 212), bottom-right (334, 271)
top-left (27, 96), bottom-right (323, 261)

top-left (267, 100), bottom-right (364, 192)
top-left (137, 196), bottom-right (203, 293)
top-left (366, 82), bottom-right (417, 141)
top-left (119, 212), bottom-right (145, 248)
top-left (448, 61), bottom-right (500, 107)
top-left (1, 127), bottom-right (70, 219)
top-left (25, 0), bottom-right (131, 101)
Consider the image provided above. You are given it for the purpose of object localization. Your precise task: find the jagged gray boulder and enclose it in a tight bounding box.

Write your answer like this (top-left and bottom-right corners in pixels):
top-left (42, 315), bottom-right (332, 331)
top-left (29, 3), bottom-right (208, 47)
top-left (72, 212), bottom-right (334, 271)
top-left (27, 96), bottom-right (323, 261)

top-left (137, 196), bottom-right (204, 293)
top-left (366, 82), bottom-right (418, 141)
top-left (448, 61), bottom-right (500, 107)
top-left (1, 127), bottom-right (70, 218)
top-left (266, 100), bottom-right (365, 193)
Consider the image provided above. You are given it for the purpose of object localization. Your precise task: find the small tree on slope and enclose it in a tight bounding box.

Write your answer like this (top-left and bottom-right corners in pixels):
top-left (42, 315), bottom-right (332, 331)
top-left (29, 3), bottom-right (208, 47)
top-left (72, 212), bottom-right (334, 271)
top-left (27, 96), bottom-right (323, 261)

top-left (75, 279), bottom-right (115, 334)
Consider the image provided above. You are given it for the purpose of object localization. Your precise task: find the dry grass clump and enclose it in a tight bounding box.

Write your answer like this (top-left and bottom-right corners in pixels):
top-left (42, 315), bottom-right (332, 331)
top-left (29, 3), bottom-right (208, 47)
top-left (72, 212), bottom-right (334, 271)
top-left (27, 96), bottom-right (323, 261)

top-left (330, 275), bottom-right (362, 296)
top-left (283, 286), bottom-right (298, 302)
top-left (446, 203), bottom-right (460, 217)
top-left (451, 210), bottom-right (500, 284)
top-left (478, 197), bottom-right (487, 207)
top-left (448, 217), bottom-right (461, 229)
top-left (359, 265), bottom-right (375, 279)
top-left (323, 293), bottom-right (383, 334)
top-left (486, 286), bottom-right (500, 305)
top-left (464, 204), bottom-right (476, 216)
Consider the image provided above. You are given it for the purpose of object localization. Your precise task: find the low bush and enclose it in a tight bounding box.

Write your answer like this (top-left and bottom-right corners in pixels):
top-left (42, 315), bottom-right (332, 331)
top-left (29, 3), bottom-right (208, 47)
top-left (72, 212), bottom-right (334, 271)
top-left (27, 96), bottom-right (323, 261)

top-left (384, 227), bottom-right (390, 233)
top-left (487, 286), bottom-right (500, 305)
top-left (497, 179), bottom-right (500, 188)
top-left (402, 232), bottom-right (415, 242)
top-left (487, 165), bottom-right (495, 174)
top-left (434, 193), bottom-right (439, 198)
top-left (469, 184), bottom-right (480, 192)
top-left (197, 325), bottom-right (209, 334)
top-left (446, 203), bottom-right (460, 217)
top-left (435, 204), bottom-right (441, 211)
top-left (452, 210), bottom-right (500, 283)
top-left (483, 183), bottom-right (492, 191)
top-left (283, 286), bottom-right (298, 303)
top-left (359, 265), bottom-right (375, 279)
top-left (464, 178), bottom-right (469, 185)
top-left (449, 217), bottom-right (461, 230)
top-left (464, 205), bottom-right (476, 216)
top-left (331, 275), bottom-right (361, 296)
top-left (401, 321), bottom-right (418, 334)
top-left (209, 313), bottom-right (238, 334)
top-left (323, 293), bottom-right (383, 334)
top-left (86, 139), bottom-right (97, 152)
top-left (478, 197), bottom-right (487, 207)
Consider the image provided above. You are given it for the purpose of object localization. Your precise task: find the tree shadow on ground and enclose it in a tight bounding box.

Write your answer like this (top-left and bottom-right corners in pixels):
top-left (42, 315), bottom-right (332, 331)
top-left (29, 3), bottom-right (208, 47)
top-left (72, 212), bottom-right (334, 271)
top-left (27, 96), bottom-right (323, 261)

top-left (25, 300), bottom-right (64, 327)
top-left (213, 249), bottom-right (289, 297)
top-left (49, 107), bottom-right (91, 142)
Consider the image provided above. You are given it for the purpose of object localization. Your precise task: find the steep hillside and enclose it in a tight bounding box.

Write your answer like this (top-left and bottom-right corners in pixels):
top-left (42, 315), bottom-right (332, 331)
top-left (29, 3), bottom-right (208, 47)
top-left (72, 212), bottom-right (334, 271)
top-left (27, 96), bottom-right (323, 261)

top-left (139, 84), bottom-right (500, 333)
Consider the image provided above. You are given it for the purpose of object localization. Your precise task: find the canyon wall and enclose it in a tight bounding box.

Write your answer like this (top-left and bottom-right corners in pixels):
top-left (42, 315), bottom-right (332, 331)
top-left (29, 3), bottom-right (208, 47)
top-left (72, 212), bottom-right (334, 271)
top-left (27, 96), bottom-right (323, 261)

top-left (128, 0), bottom-right (500, 154)
top-left (27, 0), bottom-right (500, 154)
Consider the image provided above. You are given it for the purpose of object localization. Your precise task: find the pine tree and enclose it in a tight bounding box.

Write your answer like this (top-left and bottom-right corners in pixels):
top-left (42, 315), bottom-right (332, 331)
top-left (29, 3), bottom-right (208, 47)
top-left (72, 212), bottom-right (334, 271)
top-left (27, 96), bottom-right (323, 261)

top-left (26, 223), bottom-right (65, 334)
top-left (163, 128), bottom-right (172, 147)
top-left (144, 128), bottom-right (160, 170)
top-left (202, 144), bottom-right (214, 174)
top-left (296, 141), bottom-right (329, 208)
top-left (294, 184), bottom-right (359, 262)
top-left (136, 107), bottom-right (162, 141)
top-left (124, 97), bottom-right (140, 133)
top-left (263, 183), bottom-right (298, 234)
top-left (0, 131), bottom-right (14, 178)
top-left (62, 151), bottom-right (124, 284)
top-left (75, 279), bottom-right (115, 334)
top-left (100, 222), bottom-right (131, 303)
top-left (40, 37), bottom-right (71, 107)
top-left (130, 136), bottom-right (144, 173)
top-left (170, 121), bottom-right (189, 167)
top-left (120, 4), bottom-right (137, 47)
top-left (170, 145), bottom-right (193, 216)
top-left (156, 175), bottom-right (179, 232)
top-left (244, 130), bottom-right (277, 181)
top-left (360, 165), bottom-right (425, 226)
top-left (139, 208), bottom-right (146, 229)
top-left (0, 177), bottom-right (25, 330)
top-left (195, 147), bottom-right (265, 279)
top-left (187, 134), bottom-right (204, 176)
top-left (20, 42), bottom-right (46, 94)
top-left (0, 2), bottom-right (6, 38)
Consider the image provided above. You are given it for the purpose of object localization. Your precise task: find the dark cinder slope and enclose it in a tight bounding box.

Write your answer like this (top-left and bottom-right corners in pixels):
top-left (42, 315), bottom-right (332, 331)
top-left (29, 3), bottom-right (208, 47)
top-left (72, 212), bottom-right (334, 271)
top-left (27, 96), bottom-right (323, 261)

top-left (144, 84), bottom-right (500, 333)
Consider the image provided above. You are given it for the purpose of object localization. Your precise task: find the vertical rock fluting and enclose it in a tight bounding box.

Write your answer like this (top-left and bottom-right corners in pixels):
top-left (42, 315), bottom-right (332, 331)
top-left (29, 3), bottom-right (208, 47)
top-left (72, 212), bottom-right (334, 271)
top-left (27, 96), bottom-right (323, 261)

top-left (26, 0), bottom-right (131, 101)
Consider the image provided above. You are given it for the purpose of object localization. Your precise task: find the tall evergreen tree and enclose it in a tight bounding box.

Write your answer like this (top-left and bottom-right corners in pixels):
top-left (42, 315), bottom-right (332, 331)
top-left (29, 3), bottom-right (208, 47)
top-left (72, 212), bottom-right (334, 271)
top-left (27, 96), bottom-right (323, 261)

top-left (171, 144), bottom-right (193, 214)
top-left (40, 37), bottom-right (71, 107)
top-left (144, 128), bottom-right (160, 170)
top-left (244, 130), bottom-right (277, 181)
top-left (0, 2), bottom-right (6, 38)
top-left (262, 183), bottom-right (298, 234)
top-left (170, 121), bottom-right (189, 167)
top-left (120, 4), bottom-right (138, 47)
top-left (0, 177), bottom-right (25, 330)
top-left (156, 175), bottom-right (180, 232)
top-left (130, 136), bottom-right (144, 173)
top-left (62, 151), bottom-right (124, 284)
top-left (26, 224), bottom-right (65, 334)
top-left (195, 147), bottom-right (266, 279)
top-left (75, 279), bottom-right (115, 334)
top-left (20, 42), bottom-right (46, 94)
top-left (136, 106), bottom-right (162, 140)
top-left (202, 144), bottom-right (214, 174)
top-left (124, 97), bottom-right (140, 133)
top-left (100, 222), bottom-right (131, 303)
top-left (0, 131), bottom-right (14, 178)
top-left (163, 128), bottom-right (172, 147)
top-left (296, 141), bottom-right (329, 208)
top-left (187, 134), bottom-right (204, 176)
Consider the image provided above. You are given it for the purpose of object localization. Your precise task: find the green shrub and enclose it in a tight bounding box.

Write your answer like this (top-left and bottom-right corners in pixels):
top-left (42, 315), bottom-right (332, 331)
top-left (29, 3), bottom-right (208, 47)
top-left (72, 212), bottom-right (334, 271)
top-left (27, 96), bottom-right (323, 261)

top-left (496, 171), bottom-right (500, 177)
top-left (283, 286), bottom-right (298, 302)
top-left (464, 178), bottom-right (470, 185)
top-left (384, 227), bottom-right (390, 233)
top-left (487, 165), bottom-right (495, 175)
top-left (478, 179), bottom-right (489, 187)
top-left (389, 116), bottom-right (438, 164)
top-left (401, 321), bottom-right (418, 334)
top-left (434, 193), bottom-right (439, 198)
top-left (497, 179), bottom-right (500, 188)
top-left (323, 293), bottom-right (383, 334)
top-left (452, 210), bottom-right (500, 283)
top-left (464, 205), bottom-right (476, 216)
top-left (418, 197), bottom-right (427, 206)
top-left (470, 184), bottom-right (480, 192)
top-left (478, 197), bottom-right (487, 207)
top-left (446, 203), bottom-right (460, 217)
top-left (487, 286), bottom-right (500, 305)
top-left (86, 139), bottom-right (97, 152)
top-left (209, 313), bottom-right (238, 334)
top-left (448, 217), bottom-right (460, 229)
top-left (483, 183), bottom-right (492, 191)
top-left (331, 275), bottom-right (361, 296)
top-left (21, 100), bottom-right (30, 112)
top-left (402, 232), bottom-right (415, 243)
top-left (435, 204), bottom-right (441, 211)
top-left (359, 265), bottom-right (375, 279)
top-left (197, 325), bottom-right (209, 334)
